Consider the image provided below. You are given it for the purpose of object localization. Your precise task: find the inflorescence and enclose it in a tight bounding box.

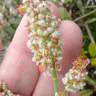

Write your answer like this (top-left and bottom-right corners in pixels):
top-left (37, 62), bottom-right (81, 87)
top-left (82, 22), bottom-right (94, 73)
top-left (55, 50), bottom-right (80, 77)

top-left (62, 56), bottom-right (89, 93)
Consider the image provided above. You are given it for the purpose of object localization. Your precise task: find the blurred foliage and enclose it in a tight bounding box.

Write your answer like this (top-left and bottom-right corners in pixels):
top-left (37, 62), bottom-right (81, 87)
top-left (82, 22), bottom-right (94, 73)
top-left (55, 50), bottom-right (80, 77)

top-left (0, 0), bottom-right (21, 47)
top-left (0, 0), bottom-right (96, 95)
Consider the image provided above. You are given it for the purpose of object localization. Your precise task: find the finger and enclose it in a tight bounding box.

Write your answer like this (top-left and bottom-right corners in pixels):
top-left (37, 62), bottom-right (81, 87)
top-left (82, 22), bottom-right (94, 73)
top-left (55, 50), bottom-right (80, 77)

top-left (48, 2), bottom-right (60, 18)
top-left (33, 72), bottom-right (66, 96)
top-left (0, 92), bottom-right (3, 96)
top-left (33, 72), bottom-right (54, 96)
top-left (33, 21), bottom-right (82, 96)
top-left (0, 15), bottom-right (40, 96)
top-left (59, 20), bottom-right (82, 75)
top-left (9, 15), bottom-right (30, 53)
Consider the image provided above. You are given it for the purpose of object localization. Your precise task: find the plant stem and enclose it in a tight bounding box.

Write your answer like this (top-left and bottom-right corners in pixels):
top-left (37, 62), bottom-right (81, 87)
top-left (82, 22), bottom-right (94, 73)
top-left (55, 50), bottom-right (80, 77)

top-left (85, 18), bottom-right (96, 24)
top-left (74, 9), bottom-right (96, 22)
top-left (51, 62), bottom-right (59, 96)
top-left (84, 24), bottom-right (95, 44)
top-left (86, 6), bottom-right (96, 9)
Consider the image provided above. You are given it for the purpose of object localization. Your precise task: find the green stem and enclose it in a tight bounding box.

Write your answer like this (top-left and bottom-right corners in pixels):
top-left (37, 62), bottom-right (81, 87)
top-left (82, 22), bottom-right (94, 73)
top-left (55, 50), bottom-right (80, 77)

top-left (84, 24), bottom-right (95, 44)
top-left (51, 62), bottom-right (59, 96)
top-left (86, 6), bottom-right (96, 9)
top-left (85, 18), bottom-right (96, 24)
top-left (74, 9), bottom-right (96, 22)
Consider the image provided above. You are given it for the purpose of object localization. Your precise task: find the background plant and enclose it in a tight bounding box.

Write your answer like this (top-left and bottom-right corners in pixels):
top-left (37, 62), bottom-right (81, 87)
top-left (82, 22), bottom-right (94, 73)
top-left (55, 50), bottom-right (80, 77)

top-left (0, 0), bottom-right (21, 47)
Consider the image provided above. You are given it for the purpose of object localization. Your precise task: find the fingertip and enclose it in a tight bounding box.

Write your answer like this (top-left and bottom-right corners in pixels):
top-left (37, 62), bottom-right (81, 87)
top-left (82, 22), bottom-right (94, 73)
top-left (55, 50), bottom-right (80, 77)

top-left (10, 15), bottom-right (30, 53)
top-left (59, 20), bottom-right (83, 55)
top-left (48, 2), bottom-right (60, 18)
top-left (33, 72), bottom-right (54, 96)
top-left (58, 20), bottom-right (83, 74)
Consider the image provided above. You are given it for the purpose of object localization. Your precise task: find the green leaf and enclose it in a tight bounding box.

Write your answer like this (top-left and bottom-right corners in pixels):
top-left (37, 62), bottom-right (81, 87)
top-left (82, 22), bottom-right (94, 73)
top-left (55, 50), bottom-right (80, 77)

top-left (85, 76), bottom-right (96, 86)
top-left (59, 7), bottom-right (72, 20)
top-left (80, 89), bottom-right (93, 96)
top-left (91, 58), bottom-right (96, 67)
top-left (75, 0), bottom-right (85, 14)
top-left (88, 43), bottom-right (96, 57)
top-left (15, 0), bottom-right (20, 4)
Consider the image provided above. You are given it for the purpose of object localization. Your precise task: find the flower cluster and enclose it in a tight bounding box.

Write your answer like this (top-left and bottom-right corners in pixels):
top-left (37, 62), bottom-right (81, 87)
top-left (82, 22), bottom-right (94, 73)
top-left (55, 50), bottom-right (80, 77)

top-left (62, 56), bottom-right (89, 93)
top-left (19, 0), bottom-right (62, 72)
top-left (18, 0), bottom-right (63, 96)
top-left (0, 82), bottom-right (20, 96)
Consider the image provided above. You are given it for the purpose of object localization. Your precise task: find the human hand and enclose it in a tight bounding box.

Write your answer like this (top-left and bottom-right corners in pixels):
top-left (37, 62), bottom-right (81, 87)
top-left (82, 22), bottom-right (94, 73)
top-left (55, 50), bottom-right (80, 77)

top-left (0, 3), bottom-right (82, 96)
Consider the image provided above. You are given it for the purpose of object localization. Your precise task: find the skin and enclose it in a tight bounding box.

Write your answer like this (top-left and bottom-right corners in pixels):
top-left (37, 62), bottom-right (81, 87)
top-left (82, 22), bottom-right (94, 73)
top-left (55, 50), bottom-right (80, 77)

top-left (0, 3), bottom-right (82, 96)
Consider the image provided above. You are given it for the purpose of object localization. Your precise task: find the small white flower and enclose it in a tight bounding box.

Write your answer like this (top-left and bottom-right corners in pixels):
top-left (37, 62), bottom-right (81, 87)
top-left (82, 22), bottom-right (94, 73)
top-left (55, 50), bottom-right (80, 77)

top-left (47, 27), bottom-right (53, 32)
top-left (43, 70), bottom-right (51, 76)
top-left (37, 29), bottom-right (43, 35)
top-left (62, 68), bottom-right (87, 92)
top-left (34, 8), bottom-right (39, 13)
top-left (62, 76), bottom-right (67, 84)
top-left (28, 33), bottom-right (33, 38)
top-left (47, 58), bottom-right (52, 64)
top-left (38, 14), bottom-right (44, 20)
top-left (57, 56), bottom-right (62, 61)
top-left (4, 0), bottom-right (12, 7)
top-left (51, 21), bottom-right (56, 26)
top-left (31, 18), bottom-right (35, 23)
top-left (61, 0), bottom-right (65, 3)
top-left (52, 31), bottom-right (60, 38)
top-left (38, 19), bottom-right (45, 25)
top-left (33, 0), bottom-right (40, 5)
top-left (47, 41), bottom-right (52, 48)
top-left (26, 7), bottom-right (32, 14)
top-left (9, 6), bottom-right (16, 15)
top-left (22, 0), bottom-right (28, 3)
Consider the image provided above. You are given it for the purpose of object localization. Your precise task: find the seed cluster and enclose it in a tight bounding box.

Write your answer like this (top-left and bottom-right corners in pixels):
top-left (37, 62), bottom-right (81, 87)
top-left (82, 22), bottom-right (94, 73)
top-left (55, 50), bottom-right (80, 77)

top-left (62, 56), bottom-right (89, 93)
top-left (20, 0), bottom-right (63, 72)
top-left (18, 0), bottom-right (63, 96)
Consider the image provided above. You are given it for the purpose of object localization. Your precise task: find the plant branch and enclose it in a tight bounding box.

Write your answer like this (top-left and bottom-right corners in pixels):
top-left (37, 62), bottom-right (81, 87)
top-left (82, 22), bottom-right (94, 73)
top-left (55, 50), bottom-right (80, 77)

top-left (74, 9), bottom-right (96, 22)
top-left (86, 6), bottom-right (96, 9)
top-left (84, 24), bottom-right (95, 44)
